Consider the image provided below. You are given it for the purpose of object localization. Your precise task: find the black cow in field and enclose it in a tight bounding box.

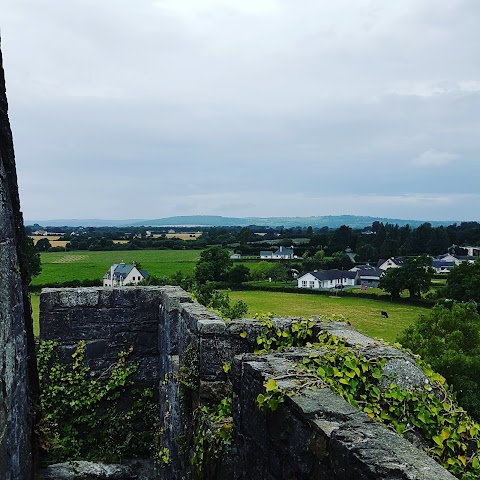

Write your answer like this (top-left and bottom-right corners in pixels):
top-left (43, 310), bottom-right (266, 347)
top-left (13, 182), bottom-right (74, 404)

top-left (381, 311), bottom-right (389, 318)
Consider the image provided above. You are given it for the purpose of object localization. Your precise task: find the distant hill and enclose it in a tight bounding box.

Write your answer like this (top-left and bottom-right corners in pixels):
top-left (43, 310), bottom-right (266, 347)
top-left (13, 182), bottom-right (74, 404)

top-left (25, 219), bottom-right (149, 228)
top-left (26, 215), bottom-right (459, 229)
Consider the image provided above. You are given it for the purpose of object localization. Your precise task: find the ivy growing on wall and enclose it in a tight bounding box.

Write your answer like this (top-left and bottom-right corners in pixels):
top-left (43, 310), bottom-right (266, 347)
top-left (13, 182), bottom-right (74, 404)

top-left (37, 340), bottom-right (158, 463)
top-left (253, 320), bottom-right (480, 479)
top-left (191, 396), bottom-right (233, 478)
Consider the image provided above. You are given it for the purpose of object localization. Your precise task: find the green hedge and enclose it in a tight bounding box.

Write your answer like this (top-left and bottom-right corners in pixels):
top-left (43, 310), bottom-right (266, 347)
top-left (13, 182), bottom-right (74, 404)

top-left (30, 278), bottom-right (102, 292)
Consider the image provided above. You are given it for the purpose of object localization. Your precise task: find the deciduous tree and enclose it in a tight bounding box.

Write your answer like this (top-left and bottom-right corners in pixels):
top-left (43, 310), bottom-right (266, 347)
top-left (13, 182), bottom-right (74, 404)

top-left (445, 261), bottom-right (480, 303)
top-left (379, 255), bottom-right (433, 299)
top-left (194, 246), bottom-right (232, 283)
top-left (25, 236), bottom-right (41, 284)
top-left (398, 303), bottom-right (480, 420)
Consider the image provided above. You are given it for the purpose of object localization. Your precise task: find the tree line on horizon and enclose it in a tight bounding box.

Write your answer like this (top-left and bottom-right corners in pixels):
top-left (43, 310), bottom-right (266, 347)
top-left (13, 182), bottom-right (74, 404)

top-left (26, 221), bottom-right (480, 259)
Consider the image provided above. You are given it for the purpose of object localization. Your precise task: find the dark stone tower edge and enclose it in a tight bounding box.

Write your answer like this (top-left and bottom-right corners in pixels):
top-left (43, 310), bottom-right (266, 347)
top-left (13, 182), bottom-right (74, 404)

top-left (0, 39), bottom-right (40, 474)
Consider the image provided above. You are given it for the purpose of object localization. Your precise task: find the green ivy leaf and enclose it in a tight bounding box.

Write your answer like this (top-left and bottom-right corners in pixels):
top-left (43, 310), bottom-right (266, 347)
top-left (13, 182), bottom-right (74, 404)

top-left (264, 379), bottom-right (278, 392)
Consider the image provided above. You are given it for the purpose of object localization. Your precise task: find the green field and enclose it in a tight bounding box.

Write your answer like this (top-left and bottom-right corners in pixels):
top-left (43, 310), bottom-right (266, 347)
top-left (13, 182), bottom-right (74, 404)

top-left (227, 290), bottom-right (427, 343)
top-left (31, 293), bottom-right (40, 337)
top-left (30, 250), bottom-right (427, 343)
top-left (32, 249), bottom-right (201, 286)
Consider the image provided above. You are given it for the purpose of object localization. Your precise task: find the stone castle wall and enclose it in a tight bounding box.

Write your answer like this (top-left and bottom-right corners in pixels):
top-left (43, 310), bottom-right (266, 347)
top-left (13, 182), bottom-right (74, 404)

top-left (39, 286), bottom-right (456, 480)
top-left (0, 44), bottom-right (38, 480)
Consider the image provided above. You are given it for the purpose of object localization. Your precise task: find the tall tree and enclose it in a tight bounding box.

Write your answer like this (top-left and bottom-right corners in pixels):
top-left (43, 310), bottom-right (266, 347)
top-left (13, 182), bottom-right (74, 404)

top-left (378, 268), bottom-right (405, 299)
top-left (269, 263), bottom-right (288, 283)
top-left (25, 236), bottom-right (41, 284)
top-left (428, 226), bottom-right (451, 255)
top-left (445, 261), bottom-right (480, 303)
top-left (194, 246), bottom-right (232, 283)
top-left (379, 255), bottom-right (433, 299)
top-left (236, 227), bottom-right (251, 244)
top-left (36, 237), bottom-right (51, 252)
top-left (398, 303), bottom-right (480, 420)
top-left (227, 265), bottom-right (250, 285)
top-left (401, 255), bottom-right (434, 299)
top-left (329, 225), bottom-right (355, 252)
top-left (379, 239), bottom-right (399, 259)
top-left (355, 243), bottom-right (376, 263)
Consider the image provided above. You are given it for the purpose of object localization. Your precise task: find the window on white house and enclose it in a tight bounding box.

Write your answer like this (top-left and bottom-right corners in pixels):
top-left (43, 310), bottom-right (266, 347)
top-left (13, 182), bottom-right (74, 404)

top-left (302, 280), bottom-right (307, 287)
top-left (309, 281), bottom-right (314, 288)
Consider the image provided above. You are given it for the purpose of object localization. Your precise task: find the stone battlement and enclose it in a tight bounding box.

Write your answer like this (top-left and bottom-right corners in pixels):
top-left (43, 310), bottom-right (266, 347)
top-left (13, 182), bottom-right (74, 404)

top-left (38, 286), bottom-right (455, 480)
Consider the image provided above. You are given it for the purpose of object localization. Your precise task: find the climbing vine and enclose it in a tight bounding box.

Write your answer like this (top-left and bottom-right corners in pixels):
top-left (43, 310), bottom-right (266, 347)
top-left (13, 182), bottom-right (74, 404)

top-left (252, 321), bottom-right (480, 479)
top-left (191, 396), bottom-right (234, 478)
top-left (252, 313), bottom-right (321, 354)
top-left (37, 340), bottom-right (158, 463)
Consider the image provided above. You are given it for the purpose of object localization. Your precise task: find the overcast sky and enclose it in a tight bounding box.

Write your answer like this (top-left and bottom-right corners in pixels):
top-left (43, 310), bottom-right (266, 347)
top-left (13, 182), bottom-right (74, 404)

top-left (2, 0), bottom-right (479, 222)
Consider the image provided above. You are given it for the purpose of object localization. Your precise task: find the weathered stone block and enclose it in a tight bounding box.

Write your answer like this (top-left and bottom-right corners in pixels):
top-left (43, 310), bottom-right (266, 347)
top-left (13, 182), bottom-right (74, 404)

top-left (234, 351), bottom-right (456, 480)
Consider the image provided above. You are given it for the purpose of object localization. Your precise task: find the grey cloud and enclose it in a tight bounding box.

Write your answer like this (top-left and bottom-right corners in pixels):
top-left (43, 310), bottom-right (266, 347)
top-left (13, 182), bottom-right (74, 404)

top-left (412, 150), bottom-right (458, 167)
top-left (2, 0), bottom-right (480, 220)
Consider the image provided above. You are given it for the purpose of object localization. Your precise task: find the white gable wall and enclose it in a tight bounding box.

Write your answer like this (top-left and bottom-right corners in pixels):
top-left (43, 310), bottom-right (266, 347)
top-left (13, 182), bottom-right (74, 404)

top-left (123, 266), bottom-right (144, 285)
top-left (297, 273), bottom-right (319, 289)
top-left (378, 258), bottom-right (402, 271)
top-left (103, 265), bottom-right (146, 287)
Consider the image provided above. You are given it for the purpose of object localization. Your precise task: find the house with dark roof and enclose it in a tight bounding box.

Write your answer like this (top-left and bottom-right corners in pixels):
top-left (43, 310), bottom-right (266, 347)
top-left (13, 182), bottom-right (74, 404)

top-left (376, 257), bottom-right (404, 271)
top-left (297, 269), bottom-right (357, 290)
top-left (103, 262), bottom-right (149, 287)
top-left (349, 265), bottom-right (384, 287)
top-left (432, 259), bottom-right (455, 274)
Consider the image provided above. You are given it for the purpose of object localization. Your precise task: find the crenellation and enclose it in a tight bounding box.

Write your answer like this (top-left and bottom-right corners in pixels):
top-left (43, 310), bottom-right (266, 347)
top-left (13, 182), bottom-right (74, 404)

top-left (36, 286), bottom-right (460, 480)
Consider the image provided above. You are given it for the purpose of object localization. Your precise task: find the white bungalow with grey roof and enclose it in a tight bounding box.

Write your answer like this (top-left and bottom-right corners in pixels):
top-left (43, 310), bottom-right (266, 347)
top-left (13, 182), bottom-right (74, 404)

top-left (103, 263), bottom-right (149, 287)
top-left (297, 269), bottom-right (357, 290)
top-left (260, 246), bottom-right (295, 259)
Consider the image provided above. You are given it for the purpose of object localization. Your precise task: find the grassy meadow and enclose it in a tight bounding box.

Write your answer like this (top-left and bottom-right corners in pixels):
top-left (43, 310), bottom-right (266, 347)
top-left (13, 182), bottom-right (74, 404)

top-left (30, 250), bottom-right (427, 343)
top-left (31, 293), bottom-right (40, 337)
top-left (226, 290), bottom-right (427, 343)
top-left (32, 249), bottom-right (201, 286)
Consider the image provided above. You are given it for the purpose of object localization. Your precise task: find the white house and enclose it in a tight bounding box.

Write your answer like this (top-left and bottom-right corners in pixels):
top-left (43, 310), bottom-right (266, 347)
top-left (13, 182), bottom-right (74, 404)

top-left (103, 263), bottom-right (149, 287)
top-left (376, 257), bottom-right (404, 271)
top-left (297, 270), bottom-right (357, 290)
top-left (272, 246), bottom-right (294, 259)
top-left (260, 246), bottom-right (295, 260)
